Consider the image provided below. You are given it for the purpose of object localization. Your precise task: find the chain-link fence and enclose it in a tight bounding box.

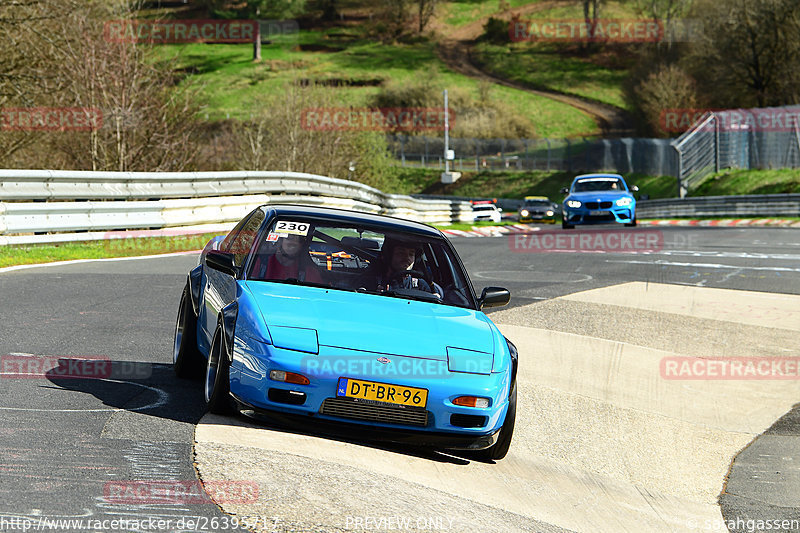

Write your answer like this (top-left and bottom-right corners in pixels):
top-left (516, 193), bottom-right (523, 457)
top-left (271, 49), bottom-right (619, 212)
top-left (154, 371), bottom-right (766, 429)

top-left (391, 105), bottom-right (800, 198)
top-left (388, 135), bottom-right (678, 176)
top-left (668, 106), bottom-right (800, 197)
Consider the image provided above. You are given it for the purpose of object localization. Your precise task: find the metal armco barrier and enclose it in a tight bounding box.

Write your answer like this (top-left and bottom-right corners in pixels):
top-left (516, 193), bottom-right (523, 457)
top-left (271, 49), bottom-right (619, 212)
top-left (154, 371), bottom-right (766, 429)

top-left (637, 194), bottom-right (800, 219)
top-left (0, 170), bottom-right (473, 245)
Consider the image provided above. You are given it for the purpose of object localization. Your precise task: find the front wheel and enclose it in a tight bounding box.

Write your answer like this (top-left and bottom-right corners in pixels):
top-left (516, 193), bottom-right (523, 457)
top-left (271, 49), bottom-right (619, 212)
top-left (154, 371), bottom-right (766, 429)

top-left (173, 284), bottom-right (202, 379)
top-left (562, 220), bottom-right (574, 230)
top-left (205, 327), bottom-right (234, 415)
top-left (625, 216), bottom-right (637, 227)
top-left (475, 385), bottom-right (516, 462)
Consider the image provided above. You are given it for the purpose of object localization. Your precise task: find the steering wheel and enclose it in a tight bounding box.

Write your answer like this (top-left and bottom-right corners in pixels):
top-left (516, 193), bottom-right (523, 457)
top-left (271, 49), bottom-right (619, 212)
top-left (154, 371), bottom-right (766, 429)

top-left (386, 270), bottom-right (442, 300)
top-left (388, 269), bottom-right (432, 286)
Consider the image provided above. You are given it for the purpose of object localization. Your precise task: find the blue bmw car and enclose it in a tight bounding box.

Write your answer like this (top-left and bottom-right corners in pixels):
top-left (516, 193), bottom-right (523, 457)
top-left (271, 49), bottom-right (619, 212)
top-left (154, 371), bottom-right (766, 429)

top-left (173, 205), bottom-right (517, 460)
top-left (560, 173), bottom-right (639, 229)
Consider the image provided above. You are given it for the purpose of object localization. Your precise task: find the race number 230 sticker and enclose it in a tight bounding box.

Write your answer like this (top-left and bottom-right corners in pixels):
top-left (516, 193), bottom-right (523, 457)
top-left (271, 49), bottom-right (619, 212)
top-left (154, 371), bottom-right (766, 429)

top-left (274, 221), bottom-right (310, 236)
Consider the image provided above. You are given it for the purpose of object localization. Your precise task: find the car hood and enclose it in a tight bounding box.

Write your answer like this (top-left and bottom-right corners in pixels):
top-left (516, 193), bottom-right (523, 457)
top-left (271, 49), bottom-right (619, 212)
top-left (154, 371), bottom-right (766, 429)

top-left (568, 190), bottom-right (633, 201)
top-left (244, 282), bottom-right (494, 360)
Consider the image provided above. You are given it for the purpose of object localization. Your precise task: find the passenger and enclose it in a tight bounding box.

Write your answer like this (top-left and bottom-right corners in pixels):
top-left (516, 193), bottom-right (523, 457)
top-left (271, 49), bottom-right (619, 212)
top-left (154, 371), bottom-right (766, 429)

top-left (254, 234), bottom-right (323, 283)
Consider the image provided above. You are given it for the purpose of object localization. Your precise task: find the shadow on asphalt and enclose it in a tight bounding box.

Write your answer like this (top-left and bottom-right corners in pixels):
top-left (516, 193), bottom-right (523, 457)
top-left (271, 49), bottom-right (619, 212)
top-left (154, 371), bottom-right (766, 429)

top-left (44, 358), bottom-right (492, 465)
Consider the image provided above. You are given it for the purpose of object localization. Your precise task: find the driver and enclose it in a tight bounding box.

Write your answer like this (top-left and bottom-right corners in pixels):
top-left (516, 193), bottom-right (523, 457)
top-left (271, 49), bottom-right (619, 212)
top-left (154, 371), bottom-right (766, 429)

top-left (378, 240), bottom-right (433, 293)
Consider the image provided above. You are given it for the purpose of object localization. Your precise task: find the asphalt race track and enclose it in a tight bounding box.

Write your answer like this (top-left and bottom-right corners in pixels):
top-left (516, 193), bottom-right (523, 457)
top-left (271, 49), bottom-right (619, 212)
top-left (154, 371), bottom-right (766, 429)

top-left (0, 226), bottom-right (798, 533)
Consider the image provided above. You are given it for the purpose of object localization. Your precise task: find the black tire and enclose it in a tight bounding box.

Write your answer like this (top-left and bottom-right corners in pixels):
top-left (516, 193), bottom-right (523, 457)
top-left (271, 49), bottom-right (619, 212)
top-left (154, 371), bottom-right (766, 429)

top-left (562, 220), bottom-right (574, 230)
top-left (173, 284), bottom-right (202, 379)
top-left (475, 384), bottom-right (517, 462)
top-left (625, 216), bottom-right (637, 227)
top-left (204, 326), bottom-right (234, 415)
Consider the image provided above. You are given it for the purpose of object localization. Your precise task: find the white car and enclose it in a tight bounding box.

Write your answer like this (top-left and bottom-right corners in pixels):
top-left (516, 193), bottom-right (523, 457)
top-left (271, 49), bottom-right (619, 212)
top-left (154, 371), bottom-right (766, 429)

top-left (472, 204), bottom-right (502, 223)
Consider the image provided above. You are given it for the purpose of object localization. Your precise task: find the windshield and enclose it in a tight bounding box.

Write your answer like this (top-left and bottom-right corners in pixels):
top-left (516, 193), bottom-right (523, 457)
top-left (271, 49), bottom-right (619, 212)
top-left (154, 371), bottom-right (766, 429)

top-left (572, 178), bottom-right (626, 193)
top-left (247, 218), bottom-right (476, 308)
top-left (473, 205), bottom-right (496, 211)
top-left (524, 200), bottom-right (550, 207)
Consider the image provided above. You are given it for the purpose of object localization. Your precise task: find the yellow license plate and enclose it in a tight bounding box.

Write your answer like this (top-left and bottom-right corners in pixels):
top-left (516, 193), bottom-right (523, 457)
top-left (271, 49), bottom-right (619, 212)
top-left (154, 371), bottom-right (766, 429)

top-left (337, 377), bottom-right (428, 408)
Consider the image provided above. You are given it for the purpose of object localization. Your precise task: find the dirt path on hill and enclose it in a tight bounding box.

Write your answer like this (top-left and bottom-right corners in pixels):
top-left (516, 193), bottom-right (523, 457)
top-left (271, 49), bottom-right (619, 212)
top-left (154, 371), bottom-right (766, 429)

top-left (432, 1), bottom-right (636, 137)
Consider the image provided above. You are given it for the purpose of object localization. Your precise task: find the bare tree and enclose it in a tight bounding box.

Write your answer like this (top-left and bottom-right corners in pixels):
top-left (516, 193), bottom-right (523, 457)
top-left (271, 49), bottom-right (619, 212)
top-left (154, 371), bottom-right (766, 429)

top-left (581, 0), bottom-right (602, 50)
top-left (634, 64), bottom-right (698, 136)
top-left (416, 0), bottom-right (437, 34)
top-left (632, 0), bottom-right (694, 51)
top-left (0, 0), bottom-right (77, 163)
top-left (377, 0), bottom-right (410, 41)
top-left (231, 84), bottom-right (394, 189)
top-left (49, 3), bottom-right (202, 171)
top-left (688, 0), bottom-right (800, 107)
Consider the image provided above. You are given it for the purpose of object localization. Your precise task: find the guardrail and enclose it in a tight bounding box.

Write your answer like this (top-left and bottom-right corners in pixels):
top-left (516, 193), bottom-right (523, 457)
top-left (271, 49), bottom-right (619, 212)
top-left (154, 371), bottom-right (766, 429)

top-left (637, 194), bottom-right (800, 219)
top-left (0, 170), bottom-right (474, 245)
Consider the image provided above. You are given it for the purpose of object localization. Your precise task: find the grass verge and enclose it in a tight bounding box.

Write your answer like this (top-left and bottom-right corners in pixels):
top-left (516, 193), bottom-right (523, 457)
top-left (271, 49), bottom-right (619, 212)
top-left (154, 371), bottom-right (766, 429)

top-left (390, 167), bottom-right (677, 200)
top-left (0, 233), bottom-right (221, 269)
top-left (691, 169), bottom-right (800, 196)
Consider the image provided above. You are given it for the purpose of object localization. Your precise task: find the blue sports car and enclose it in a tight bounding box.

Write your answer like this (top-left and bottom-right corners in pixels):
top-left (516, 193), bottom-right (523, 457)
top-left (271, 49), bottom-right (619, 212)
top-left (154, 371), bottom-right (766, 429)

top-left (560, 173), bottom-right (639, 229)
top-left (173, 205), bottom-right (517, 460)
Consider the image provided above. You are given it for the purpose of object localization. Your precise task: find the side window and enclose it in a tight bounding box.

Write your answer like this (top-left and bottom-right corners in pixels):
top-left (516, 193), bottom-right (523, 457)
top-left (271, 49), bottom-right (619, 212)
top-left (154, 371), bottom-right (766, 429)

top-left (228, 210), bottom-right (266, 268)
top-left (220, 211), bottom-right (257, 253)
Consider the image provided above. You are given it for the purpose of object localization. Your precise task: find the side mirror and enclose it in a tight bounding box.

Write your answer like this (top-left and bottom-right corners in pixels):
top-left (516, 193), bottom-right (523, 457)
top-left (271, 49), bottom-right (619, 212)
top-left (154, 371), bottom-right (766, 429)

top-left (560, 187), bottom-right (569, 195)
top-left (630, 185), bottom-right (639, 192)
top-left (206, 250), bottom-right (238, 277)
top-left (479, 287), bottom-right (510, 309)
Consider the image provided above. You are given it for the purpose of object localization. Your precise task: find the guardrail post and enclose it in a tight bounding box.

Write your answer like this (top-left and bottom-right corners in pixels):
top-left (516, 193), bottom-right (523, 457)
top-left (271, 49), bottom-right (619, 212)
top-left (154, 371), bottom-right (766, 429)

top-left (675, 144), bottom-right (685, 199)
top-left (546, 138), bottom-right (551, 171)
top-left (583, 137), bottom-right (590, 171)
top-left (523, 139), bottom-right (529, 170)
top-left (566, 139), bottom-right (572, 173)
top-left (714, 113), bottom-right (720, 173)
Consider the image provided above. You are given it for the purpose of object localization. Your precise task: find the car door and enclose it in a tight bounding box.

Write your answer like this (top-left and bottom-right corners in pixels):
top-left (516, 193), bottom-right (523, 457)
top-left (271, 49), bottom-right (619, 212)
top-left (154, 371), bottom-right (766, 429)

top-left (200, 209), bottom-right (266, 351)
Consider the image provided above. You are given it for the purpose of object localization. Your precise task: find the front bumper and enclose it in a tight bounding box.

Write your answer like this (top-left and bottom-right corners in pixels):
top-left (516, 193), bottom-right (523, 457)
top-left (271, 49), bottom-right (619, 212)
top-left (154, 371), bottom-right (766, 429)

top-left (519, 213), bottom-right (556, 224)
top-left (563, 206), bottom-right (634, 225)
top-left (229, 341), bottom-right (511, 444)
top-left (232, 395), bottom-right (502, 450)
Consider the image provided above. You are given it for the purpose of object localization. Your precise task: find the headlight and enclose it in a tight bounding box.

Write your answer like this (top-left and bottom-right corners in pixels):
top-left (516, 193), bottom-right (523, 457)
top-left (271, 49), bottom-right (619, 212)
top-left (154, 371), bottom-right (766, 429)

top-left (520, 209), bottom-right (529, 217)
top-left (566, 200), bottom-right (582, 208)
top-left (616, 197), bottom-right (633, 207)
top-left (546, 210), bottom-right (554, 216)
